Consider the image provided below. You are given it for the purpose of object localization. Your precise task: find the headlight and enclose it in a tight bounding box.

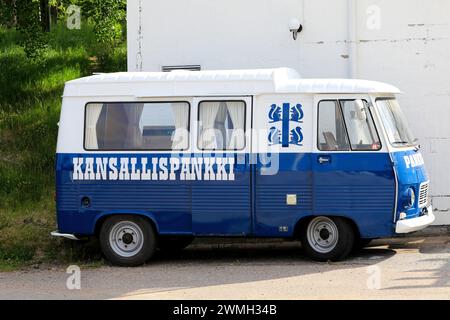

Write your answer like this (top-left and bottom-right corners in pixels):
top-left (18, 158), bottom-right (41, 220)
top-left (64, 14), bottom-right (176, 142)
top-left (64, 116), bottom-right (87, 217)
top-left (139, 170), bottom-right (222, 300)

top-left (404, 187), bottom-right (415, 208)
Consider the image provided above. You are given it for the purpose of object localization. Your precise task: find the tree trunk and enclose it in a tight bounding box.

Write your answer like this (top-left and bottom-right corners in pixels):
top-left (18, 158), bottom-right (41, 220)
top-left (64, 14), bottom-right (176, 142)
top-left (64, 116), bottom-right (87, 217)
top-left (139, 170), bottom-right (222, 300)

top-left (50, 4), bottom-right (58, 26)
top-left (40, 0), bottom-right (50, 32)
top-left (12, 0), bottom-right (17, 26)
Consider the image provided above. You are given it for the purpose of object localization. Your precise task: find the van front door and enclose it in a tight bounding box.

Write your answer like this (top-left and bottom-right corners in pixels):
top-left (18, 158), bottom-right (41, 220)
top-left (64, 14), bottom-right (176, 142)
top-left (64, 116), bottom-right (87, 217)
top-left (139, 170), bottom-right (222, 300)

top-left (191, 97), bottom-right (252, 235)
top-left (313, 97), bottom-right (396, 238)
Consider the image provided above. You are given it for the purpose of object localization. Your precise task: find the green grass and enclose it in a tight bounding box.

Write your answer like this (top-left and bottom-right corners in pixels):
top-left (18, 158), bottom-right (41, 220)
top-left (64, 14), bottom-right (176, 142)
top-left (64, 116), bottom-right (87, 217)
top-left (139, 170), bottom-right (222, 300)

top-left (0, 260), bottom-right (22, 272)
top-left (0, 24), bottom-right (126, 270)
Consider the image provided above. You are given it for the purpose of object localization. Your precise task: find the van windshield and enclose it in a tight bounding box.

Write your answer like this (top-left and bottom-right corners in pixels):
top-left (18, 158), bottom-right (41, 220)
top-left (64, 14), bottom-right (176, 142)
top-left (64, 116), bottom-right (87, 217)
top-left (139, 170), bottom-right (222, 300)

top-left (376, 99), bottom-right (417, 147)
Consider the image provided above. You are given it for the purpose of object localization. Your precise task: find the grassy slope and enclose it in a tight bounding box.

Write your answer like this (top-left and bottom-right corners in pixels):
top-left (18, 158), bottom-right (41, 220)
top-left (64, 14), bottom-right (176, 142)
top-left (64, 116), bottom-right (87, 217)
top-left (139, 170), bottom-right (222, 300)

top-left (0, 25), bottom-right (126, 269)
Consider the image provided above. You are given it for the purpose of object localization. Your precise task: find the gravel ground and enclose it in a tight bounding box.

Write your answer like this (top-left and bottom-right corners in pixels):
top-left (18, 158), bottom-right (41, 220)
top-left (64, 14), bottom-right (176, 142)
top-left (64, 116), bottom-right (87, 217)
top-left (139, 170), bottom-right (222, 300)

top-left (0, 236), bottom-right (448, 300)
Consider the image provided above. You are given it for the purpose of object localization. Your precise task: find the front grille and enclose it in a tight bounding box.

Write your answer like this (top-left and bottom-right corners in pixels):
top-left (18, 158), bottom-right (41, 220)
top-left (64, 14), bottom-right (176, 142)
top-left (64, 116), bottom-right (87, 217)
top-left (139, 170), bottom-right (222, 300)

top-left (418, 182), bottom-right (429, 208)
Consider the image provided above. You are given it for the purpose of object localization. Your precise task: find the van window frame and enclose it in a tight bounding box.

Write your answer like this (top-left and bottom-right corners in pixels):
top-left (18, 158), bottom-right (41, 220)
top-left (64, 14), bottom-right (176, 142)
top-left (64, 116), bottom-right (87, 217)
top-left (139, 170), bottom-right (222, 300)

top-left (339, 99), bottom-right (382, 152)
top-left (316, 99), bottom-right (351, 152)
top-left (316, 99), bottom-right (382, 152)
top-left (83, 100), bottom-right (191, 152)
top-left (197, 99), bottom-right (247, 151)
top-left (374, 97), bottom-right (416, 149)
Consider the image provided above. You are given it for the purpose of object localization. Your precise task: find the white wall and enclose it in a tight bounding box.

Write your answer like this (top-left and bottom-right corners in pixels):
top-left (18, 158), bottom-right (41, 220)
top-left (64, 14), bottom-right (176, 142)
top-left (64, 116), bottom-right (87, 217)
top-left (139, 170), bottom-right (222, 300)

top-left (127, 0), bottom-right (450, 224)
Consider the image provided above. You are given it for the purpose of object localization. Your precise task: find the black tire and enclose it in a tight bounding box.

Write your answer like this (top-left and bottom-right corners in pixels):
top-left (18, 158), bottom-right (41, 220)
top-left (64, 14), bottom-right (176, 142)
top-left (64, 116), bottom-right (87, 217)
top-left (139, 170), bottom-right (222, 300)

top-left (99, 215), bottom-right (157, 267)
top-left (300, 216), bottom-right (355, 262)
top-left (158, 236), bottom-right (194, 251)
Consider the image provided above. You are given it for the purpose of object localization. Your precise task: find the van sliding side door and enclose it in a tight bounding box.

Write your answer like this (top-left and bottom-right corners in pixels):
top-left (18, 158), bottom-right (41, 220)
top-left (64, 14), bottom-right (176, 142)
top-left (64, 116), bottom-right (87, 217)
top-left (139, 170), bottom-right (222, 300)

top-left (191, 97), bottom-right (252, 235)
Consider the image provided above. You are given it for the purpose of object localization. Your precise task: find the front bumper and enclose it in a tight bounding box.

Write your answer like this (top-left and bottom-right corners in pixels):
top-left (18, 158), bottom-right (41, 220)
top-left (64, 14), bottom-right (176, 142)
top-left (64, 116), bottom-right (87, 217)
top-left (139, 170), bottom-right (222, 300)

top-left (395, 205), bottom-right (435, 234)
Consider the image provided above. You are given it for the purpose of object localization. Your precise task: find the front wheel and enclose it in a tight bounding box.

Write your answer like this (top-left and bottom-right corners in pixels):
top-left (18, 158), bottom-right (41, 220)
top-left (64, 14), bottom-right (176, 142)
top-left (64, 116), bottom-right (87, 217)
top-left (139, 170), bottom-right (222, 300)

top-left (99, 215), bottom-right (157, 267)
top-left (300, 216), bottom-right (355, 262)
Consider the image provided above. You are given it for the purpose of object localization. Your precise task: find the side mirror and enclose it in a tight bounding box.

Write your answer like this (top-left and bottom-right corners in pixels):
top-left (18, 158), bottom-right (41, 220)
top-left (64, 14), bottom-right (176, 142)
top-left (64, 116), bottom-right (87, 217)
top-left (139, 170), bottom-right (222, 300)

top-left (354, 100), bottom-right (367, 121)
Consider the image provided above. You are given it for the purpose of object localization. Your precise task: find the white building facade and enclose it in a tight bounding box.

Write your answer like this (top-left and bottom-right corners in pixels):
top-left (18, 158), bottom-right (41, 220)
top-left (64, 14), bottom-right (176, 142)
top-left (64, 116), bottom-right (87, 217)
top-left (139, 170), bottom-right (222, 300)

top-left (127, 0), bottom-right (450, 224)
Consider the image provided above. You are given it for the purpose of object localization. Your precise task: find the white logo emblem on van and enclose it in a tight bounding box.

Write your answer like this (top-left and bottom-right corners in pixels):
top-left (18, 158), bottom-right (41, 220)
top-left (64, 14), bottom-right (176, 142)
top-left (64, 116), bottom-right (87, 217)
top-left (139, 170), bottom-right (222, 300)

top-left (72, 157), bottom-right (235, 181)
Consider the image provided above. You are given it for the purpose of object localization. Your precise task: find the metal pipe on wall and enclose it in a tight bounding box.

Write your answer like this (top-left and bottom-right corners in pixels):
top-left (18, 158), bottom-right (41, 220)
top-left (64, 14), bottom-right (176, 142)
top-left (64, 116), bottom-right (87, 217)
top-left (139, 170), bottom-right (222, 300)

top-left (347, 0), bottom-right (358, 79)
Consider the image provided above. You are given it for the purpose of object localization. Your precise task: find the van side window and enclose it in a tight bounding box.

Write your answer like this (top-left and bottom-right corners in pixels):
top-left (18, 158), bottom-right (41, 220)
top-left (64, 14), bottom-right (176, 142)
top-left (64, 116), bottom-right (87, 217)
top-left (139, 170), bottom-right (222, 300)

top-left (85, 102), bottom-right (190, 150)
top-left (317, 100), bottom-right (350, 151)
top-left (197, 101), bottom-right (246, 150)
top-left (340, 100), bottom-right (381, 151)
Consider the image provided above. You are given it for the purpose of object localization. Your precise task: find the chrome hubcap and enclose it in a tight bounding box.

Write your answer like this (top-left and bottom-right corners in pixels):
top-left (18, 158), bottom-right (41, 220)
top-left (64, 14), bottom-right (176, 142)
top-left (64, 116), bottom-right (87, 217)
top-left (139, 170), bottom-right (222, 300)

top-left (109, 221), bottom-right (144, 257)
top-left (307, 217), bottom-right (339, 253)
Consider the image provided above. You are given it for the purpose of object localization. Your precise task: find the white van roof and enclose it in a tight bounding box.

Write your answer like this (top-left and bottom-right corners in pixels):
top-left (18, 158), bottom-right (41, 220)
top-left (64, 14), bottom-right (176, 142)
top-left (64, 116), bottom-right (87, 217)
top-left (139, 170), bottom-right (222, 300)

top-left (63, 68), bottom-right (400, 98)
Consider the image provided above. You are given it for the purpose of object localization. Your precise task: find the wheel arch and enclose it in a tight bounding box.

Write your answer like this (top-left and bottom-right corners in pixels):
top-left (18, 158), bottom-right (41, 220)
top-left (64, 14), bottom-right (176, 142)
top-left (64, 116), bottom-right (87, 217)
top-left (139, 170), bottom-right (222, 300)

top-left (93, 211), bottom-right (159, 236)
top-left (293, 214), bottom-right (361, 239)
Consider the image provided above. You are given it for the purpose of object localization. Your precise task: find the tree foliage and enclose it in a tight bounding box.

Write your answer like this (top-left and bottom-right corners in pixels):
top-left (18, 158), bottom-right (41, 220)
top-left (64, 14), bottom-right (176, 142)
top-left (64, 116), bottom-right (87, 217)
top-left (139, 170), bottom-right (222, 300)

top-left (78, 0), bottom-right (126, 44)
top-left (15, 0), bottom-right (48, 60)
top-left (0, 0), bottom-right (17, 27)
top-left (0, 0), bottom-right (127, 59)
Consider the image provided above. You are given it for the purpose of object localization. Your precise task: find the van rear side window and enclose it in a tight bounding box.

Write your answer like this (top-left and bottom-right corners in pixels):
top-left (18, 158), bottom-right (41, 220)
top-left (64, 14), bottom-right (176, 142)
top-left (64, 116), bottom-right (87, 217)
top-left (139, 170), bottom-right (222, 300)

top-left (197, 101), bottom-right (246, 150)
top-left (84, 102), bottom-right (190, 151)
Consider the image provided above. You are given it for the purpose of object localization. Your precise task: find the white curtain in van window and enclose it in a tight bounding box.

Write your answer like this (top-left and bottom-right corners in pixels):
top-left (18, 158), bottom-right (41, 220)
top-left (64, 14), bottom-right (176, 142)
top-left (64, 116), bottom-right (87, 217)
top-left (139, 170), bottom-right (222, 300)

top-left (85, 103), bottom-right (103, 149)
top-left (199, 102), bottom-right (220, 149)
top-left (124, 103), bottom-right (144, 148)
top-left (214, 102), bottom-right (228, 149)
top-left (171, 102), bottom-right (189, 150)
top-left (227, 102), bottom-right (245, 150)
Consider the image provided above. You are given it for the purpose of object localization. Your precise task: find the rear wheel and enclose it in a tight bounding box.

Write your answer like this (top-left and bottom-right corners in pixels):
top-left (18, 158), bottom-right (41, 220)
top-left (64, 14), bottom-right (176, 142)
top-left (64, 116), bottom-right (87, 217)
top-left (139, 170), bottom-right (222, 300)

top-left (300, 216), bottom-right (354, 262)
top-left (99, 215), bottom-right (157, 267)
top-left (158, 236), bottom-right (194, 251)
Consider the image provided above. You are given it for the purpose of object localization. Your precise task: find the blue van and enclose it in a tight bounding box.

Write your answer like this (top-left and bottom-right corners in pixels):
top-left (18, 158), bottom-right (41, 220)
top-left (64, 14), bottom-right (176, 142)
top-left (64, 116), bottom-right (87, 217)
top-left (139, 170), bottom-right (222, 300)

top-left (52, 68), bottom-right (434, 266)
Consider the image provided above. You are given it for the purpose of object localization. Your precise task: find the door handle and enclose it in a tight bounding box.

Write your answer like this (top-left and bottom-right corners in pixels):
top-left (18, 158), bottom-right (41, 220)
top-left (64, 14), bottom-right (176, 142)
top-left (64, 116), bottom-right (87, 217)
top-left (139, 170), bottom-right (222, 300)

top-left (318, 156), bottom-right (331, 164)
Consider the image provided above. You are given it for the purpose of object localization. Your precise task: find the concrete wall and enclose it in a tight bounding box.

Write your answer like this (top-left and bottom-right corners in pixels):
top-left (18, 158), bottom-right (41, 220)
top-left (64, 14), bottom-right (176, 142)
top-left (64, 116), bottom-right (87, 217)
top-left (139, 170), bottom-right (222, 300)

top-left (127, 0), bottom-right (450, 224)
